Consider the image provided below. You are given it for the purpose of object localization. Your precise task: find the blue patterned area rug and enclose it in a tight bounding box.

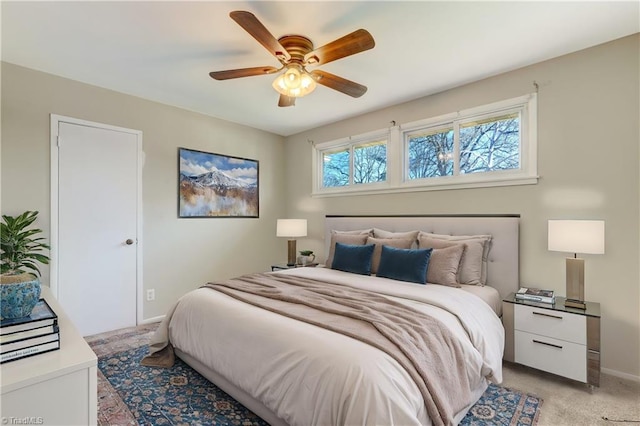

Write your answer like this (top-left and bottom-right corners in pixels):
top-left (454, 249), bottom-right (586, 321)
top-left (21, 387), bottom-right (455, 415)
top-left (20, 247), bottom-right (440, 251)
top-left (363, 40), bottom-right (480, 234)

top-left (98, 346), bottom-right (542, 426)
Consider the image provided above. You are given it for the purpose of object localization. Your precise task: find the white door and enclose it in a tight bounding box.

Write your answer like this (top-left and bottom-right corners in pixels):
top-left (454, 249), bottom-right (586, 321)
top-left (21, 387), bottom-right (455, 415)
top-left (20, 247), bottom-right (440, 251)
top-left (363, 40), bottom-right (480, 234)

top-left (52, 117), bottom-right (141, 336)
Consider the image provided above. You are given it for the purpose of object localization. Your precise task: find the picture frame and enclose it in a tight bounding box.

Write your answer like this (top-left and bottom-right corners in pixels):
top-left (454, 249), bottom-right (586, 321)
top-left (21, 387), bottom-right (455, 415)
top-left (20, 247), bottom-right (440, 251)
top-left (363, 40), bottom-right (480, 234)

top-left (178, 147), bottom-right (259, 218)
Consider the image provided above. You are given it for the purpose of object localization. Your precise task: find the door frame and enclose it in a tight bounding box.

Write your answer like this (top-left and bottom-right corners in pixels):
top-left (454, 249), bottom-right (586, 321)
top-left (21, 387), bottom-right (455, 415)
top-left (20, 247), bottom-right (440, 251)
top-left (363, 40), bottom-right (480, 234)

top-left (50, 114), bottom-right (144, 325)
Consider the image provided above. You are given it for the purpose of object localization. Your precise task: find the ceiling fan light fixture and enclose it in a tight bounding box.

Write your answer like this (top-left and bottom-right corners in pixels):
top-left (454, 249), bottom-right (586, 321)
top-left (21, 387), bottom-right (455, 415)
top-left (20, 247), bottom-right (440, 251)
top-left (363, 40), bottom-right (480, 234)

top-left (272, 64), bottom-right (316, 98)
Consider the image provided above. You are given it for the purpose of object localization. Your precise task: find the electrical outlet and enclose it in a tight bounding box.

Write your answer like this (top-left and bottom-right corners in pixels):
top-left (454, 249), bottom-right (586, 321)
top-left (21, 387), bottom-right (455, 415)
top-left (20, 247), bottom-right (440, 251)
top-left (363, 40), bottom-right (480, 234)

top-left (146, 289), bottom-right (155, 301)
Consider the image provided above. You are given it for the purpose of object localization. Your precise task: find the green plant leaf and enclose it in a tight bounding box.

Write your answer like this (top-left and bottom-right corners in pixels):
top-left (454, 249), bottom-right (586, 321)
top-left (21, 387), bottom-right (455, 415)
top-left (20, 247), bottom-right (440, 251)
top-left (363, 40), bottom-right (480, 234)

top-left (21, 262), bottom-right (41, 277)
top-left (1, 211), bottom-right (49, 277)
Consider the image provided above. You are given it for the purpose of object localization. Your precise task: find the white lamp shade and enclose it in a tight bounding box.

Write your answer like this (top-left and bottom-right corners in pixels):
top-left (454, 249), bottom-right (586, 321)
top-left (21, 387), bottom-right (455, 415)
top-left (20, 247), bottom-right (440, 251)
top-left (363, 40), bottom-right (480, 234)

top-left (548, 220), bottom-right (605, 254)
top-left (276, 219), bottom-right (307, 238)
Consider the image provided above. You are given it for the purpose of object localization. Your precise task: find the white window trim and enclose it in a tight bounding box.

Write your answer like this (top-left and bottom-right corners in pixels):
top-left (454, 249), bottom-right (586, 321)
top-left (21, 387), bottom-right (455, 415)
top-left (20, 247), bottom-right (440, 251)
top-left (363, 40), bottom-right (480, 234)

top-left (312, 94), bottom-right (538, 197)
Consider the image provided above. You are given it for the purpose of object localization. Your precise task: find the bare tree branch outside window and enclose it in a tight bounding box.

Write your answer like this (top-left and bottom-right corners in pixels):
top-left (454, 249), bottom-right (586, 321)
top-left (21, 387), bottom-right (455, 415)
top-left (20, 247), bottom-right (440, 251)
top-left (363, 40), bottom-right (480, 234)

top-left (322, 149), bottom-right (349, 187)
top-left (407, 113), bottom-right (520, 181)
top-left (323, 141), bottom-right (387, 188)
top-left (354, 142), bottom-right (386, 184)
top-left (460, 113), bottom-right (520, 174)
top-left (408, 128), bottom-right (454, 179)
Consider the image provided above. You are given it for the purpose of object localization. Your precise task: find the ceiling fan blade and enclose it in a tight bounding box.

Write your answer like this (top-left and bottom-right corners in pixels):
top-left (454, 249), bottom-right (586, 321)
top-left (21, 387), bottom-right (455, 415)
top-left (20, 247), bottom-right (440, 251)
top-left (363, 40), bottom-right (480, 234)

top-left (310, 70), bottom-right (367, 98)
top-left (278, 94), bottom-right (296, 107)
top-left (209, 66), bottom-right (279, 80)
top-left (304, 29), bottom-right (375, 66)
top-left (230, 11), bottom-right (291, 62)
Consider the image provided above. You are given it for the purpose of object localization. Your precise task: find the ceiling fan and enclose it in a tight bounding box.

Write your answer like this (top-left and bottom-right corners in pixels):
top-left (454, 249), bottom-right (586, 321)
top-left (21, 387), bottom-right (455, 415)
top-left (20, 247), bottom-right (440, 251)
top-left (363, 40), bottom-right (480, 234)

top-left (209, 11), bottom-right (375, 107)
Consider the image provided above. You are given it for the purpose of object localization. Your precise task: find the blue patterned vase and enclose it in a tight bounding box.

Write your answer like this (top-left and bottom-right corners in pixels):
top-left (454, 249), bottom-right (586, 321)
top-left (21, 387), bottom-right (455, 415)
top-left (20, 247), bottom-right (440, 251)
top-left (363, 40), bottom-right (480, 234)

top-left (0, 274), bottom-right (42, 319)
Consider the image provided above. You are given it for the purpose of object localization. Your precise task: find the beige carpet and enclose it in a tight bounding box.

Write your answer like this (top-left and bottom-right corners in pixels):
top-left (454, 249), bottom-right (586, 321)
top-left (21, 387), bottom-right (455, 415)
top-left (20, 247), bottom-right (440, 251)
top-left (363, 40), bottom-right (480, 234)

top-left (502, 362), bottom-right (640, 425)
top-left (87, 323), bottom-right (639, 425)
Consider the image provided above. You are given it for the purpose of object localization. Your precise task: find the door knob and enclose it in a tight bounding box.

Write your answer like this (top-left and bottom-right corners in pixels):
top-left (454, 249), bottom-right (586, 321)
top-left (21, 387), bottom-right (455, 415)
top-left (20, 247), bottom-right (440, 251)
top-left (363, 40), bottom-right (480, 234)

top-left (125, 239), bottom-right (135, 245)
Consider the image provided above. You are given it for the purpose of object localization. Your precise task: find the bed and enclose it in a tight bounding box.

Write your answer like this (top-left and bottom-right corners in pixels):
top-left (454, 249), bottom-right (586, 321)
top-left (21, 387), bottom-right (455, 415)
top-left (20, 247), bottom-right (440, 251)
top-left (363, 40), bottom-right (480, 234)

top-left (147, 215), bottom-right (520, 426)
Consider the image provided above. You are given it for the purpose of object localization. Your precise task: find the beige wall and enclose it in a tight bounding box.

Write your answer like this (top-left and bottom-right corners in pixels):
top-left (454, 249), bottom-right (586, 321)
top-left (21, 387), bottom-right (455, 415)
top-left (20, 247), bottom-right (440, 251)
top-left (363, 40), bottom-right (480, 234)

top-left (1, 63), bottom-right (286, 319)
top-left (2, 34), bottom-right (638, 378)
top-left (284, 35), bottom-right (640, 378)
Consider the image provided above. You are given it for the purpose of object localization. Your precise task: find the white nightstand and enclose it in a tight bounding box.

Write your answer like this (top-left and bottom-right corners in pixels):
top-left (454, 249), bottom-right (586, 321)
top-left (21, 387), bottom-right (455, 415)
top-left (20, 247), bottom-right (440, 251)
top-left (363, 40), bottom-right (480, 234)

top-left (502, 292), bottom-right (600, 387)
top-left (1, 286), bottom-right (98, 424)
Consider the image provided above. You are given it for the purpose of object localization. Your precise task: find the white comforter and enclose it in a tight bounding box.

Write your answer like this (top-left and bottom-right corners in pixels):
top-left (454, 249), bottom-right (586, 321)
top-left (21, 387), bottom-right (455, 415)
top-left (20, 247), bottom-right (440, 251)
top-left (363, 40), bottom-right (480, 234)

top-left (167, 267), bottom-right (504, 426)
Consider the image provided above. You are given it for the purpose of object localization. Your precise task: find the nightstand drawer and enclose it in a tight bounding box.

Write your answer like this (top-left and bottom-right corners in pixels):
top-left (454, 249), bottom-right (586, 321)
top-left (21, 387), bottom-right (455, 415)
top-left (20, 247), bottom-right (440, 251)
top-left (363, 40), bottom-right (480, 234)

top-left (515, 304), bottom-right (586, 345)
top-left (515, 330), bottom-right (587, 383)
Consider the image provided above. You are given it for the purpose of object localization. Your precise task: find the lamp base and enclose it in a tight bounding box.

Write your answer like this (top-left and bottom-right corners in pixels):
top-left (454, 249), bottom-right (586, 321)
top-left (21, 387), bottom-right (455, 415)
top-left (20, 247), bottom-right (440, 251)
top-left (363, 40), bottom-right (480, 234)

top-left (564, 298), bottom-right (587, 310)
top-left (566, 256), bottom-right (585, 303)
top-left (287, 240), bottom-right (297, 266)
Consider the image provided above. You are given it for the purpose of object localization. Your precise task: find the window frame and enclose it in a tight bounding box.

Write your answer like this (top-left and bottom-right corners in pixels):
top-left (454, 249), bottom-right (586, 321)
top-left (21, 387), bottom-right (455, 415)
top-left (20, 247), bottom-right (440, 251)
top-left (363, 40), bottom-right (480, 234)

top-left (313, 128), bottom-right (391, 195)
top-left (312, 94), bottom-right (537, 197)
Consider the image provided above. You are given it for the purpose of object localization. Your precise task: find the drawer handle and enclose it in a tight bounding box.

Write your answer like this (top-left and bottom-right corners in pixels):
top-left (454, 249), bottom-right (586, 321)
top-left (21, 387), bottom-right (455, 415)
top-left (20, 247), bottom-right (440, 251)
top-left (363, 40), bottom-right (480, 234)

top-left (532, 311), bottom-right (563, 320)
top-left (533, 339), bottom-right (563, 350)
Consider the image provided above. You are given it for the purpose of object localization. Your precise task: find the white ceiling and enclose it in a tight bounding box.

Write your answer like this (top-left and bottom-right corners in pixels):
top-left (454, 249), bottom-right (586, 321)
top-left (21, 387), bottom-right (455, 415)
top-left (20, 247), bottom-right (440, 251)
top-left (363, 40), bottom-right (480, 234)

top-left (2, 1), bottom-right (638, 136)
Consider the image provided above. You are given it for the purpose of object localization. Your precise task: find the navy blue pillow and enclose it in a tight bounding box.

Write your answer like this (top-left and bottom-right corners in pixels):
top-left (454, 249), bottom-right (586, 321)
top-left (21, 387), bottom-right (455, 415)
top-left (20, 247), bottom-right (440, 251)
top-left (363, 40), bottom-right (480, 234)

top-left (376, 245), bottom-right (433, 285)
top-left (331, 242), bottom-right (375, 275)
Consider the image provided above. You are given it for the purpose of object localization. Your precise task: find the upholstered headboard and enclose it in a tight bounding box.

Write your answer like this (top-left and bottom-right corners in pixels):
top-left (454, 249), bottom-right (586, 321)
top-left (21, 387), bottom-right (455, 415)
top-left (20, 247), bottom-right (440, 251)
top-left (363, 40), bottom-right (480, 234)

top-left (324, 215), bottom-right (520, 299)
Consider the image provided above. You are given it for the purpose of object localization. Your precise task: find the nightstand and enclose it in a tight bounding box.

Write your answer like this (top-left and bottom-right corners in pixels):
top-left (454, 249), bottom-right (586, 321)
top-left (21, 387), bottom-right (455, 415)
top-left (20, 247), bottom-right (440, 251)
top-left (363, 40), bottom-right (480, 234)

top-left (271, 263), bottom-right (319, 271)
top-left (502, 292), bottom-right (601, 387)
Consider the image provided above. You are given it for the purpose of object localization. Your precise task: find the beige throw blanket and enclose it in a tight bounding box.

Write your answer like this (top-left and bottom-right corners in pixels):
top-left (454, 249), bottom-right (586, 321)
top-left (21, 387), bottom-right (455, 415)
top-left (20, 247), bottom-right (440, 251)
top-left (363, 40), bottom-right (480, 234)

top-left (145, 272), bottom-right (472, 426)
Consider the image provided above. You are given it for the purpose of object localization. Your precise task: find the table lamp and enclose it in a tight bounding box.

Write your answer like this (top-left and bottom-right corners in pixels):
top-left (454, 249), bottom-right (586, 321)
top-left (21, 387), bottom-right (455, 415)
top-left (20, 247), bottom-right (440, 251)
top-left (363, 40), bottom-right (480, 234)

top-left (548, 220), bottom-right (604, 309)
top-left (276, 219), bottom-right (307, 266)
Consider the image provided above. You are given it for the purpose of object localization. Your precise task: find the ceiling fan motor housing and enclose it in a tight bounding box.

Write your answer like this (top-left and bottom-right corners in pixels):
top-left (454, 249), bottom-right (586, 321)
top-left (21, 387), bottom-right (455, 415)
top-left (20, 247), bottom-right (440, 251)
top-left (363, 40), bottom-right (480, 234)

top-left (278, 35), bottom-right (315, 64)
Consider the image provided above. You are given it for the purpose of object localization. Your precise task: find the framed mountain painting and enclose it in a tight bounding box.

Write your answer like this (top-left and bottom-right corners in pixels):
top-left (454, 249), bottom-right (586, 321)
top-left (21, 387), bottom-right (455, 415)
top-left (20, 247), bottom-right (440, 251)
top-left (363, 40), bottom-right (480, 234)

top-left (178, 147), bottom-right (259, 218)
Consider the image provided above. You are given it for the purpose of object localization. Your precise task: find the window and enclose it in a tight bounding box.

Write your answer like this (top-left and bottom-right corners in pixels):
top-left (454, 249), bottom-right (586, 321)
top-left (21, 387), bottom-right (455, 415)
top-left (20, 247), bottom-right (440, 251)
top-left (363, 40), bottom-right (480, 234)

top-left (353, 140), bottom-right (387, 184)
top-left (459, 112), bottom-right (520, 174)
top-left (322, 148), bottom-right (349, 187)
top-left (407, 126), bottom-right (454, 179)
top-left (406, 110), bottom-right (523, 183)
top-left (313, 94), bottom-right (537, 196)
top-left (317, 132), bottom-right (388, 191)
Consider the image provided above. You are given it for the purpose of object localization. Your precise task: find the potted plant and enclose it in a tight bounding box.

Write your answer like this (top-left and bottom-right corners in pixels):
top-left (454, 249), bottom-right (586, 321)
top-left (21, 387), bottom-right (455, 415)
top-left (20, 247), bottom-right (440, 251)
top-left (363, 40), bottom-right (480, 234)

top-left (298, 250), bottom-right (315, 266)
top-left (1, 211), bottom-right (50, 319)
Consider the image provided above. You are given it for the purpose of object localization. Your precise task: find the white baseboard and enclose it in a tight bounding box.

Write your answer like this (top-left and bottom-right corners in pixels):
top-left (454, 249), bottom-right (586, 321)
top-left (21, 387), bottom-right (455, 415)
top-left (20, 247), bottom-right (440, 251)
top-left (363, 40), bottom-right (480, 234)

top-left (602, 367), bottom-right (640, 383)
top-left (139, 315), bottom-right (165, 325)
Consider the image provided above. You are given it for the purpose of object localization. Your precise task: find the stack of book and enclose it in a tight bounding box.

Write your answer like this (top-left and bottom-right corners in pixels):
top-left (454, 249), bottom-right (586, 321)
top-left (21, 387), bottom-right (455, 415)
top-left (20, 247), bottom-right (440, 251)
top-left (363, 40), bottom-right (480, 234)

top-left (515, 287), bottom-right (555, 305)
top-left (1, 299), bottom-right (60, 363)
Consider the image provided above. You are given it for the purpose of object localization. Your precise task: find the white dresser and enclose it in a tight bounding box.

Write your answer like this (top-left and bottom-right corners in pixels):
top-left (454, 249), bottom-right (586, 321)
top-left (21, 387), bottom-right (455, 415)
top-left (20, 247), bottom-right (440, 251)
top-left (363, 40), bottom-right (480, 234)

top-left (503, 293), bottom-right (601, 387)
top-left (1, 286), bottom-right (97, 425)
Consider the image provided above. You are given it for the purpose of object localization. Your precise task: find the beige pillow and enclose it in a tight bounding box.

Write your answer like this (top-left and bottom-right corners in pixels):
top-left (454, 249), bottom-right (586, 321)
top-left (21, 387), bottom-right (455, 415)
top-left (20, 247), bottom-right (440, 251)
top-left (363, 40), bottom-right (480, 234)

top-left (373, 228), bottom-right (419, 241)
top-left (326, 233), bottom-right (369, 268)
top-left (425, 245), bottom-right (465, 287)
top-left (366, 237), bottom-right (414, 274)
top-left (333, 229), bottom-right (373, 236)
top-left (419, 232), bottom-right (492, 285)
top-left (419, 235), bottom-right (482, 286)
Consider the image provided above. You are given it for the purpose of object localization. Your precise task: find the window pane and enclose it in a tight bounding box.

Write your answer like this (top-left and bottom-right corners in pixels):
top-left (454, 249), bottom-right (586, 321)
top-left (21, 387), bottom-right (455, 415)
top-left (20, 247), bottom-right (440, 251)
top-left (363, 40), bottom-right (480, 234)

top-left (354, 140), bottom-right (387, 184)
top-left (322, 148), bottom-right (350, 187)
top-left (460, 113), bottom-right (520, 174)
top-left (407, 128), bottom-right (454, 179)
